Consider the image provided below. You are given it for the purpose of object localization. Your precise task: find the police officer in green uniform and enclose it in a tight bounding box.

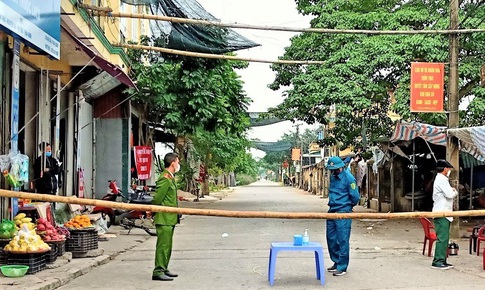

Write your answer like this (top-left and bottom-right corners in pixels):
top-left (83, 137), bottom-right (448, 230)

top-left (152, 153), bottom-right (180, 281)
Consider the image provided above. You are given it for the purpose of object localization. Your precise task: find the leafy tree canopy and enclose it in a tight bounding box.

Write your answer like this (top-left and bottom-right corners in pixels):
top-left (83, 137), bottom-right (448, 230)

top-left (127, 37), bottom-right (251, 136)
top-left (261, 128), bottom-right (320, 172)
top-left (190, 128), bottom-right (257, 179)
top-left (270, 0), bottom-right (485, 148)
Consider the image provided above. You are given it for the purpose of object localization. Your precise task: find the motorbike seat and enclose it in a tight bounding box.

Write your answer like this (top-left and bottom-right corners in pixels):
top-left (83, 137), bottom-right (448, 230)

top-left (130, 197), bottom-right (153, 205)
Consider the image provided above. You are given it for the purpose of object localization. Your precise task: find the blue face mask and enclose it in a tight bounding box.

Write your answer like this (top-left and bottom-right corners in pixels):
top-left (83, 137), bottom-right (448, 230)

top-left (45, 152), bottom-right (52, 158)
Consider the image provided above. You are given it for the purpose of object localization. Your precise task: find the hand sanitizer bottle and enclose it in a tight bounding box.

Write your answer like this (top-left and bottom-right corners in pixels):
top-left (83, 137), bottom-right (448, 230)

top-left (303, 229), bottom-right (309, 245)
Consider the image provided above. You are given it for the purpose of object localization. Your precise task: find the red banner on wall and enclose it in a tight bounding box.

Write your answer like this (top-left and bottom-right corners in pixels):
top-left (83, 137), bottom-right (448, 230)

top-left (410, 62), bottom-right (445, 112)
top-left (134, 146), bottom-right (152, 180)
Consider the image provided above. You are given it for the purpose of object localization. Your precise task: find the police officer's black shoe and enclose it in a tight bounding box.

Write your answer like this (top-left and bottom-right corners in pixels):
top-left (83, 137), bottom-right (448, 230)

top-left (152, 274), bottom-right (174, 281)
top-left (164, 270), bottom-right (178, 277)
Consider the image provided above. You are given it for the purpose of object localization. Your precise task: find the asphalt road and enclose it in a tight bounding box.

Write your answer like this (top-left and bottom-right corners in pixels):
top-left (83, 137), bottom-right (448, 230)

top-left (57, 180), bottom-right (485, 290)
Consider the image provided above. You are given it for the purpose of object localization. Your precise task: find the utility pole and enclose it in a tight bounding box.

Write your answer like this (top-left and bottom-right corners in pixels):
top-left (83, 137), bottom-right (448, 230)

top-left (448, 0), bottom-right (460, 239)
top-left (295, 124), bottom-right (302, 188)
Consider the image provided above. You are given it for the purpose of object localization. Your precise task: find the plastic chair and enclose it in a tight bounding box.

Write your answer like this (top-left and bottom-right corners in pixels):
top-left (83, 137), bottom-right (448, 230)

top-left (483, 248), bottom-right (485, 270)
top-left (419, 217), bottom-right (437, 257)
top-left (475, 226), bottom-right (485, 256)
top-left (469, 226), bottom-right (480, 254)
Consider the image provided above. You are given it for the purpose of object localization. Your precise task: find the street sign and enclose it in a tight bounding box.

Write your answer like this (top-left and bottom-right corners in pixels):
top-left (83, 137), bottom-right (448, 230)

top-left (291, 148), bottom-right (301, 161)
top-left (0, 0), bottom-right (61, 59)
top-left (309, 143), bottom-right (320, 152)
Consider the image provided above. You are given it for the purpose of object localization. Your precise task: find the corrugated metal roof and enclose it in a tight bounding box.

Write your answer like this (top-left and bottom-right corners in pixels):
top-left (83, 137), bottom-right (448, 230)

top-left (461, 152), bottom-right (485, 169)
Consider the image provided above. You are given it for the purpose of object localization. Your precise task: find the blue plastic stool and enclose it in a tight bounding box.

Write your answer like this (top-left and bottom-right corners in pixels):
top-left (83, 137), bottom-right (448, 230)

top-left (268, 242), bottom-right (325, 286)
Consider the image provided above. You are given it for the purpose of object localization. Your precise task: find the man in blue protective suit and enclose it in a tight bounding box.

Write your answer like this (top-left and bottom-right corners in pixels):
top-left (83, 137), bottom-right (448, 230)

top-left (325, 156), bottom-right (361, 276)
top-left (343, 157), bottom-right (352, 173)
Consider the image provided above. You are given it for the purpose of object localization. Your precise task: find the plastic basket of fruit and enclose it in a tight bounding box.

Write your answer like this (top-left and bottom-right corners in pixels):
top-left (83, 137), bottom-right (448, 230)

top-left (64, 215), bottom-right (93, 230)
top-left (6, 252), bottom-right (46, 274)
top-left (0, 265), bottom-right (29, 277)
top-left (46, 247), bottom-right (57, 264)
top-left (47, 240), bottom-right (66, 256)
top-left (66, 230), bottom-right (98, 253)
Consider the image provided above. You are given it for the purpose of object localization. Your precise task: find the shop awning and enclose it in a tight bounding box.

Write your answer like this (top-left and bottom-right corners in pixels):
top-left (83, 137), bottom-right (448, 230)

top-left (461, 152), bottom-right (485, 169)
top-left (448, 126), bottom-right (485, 161)
top-left (390, 121), bottom-right (447, 146)
top-left (65, 29), bottom-right (136, 88)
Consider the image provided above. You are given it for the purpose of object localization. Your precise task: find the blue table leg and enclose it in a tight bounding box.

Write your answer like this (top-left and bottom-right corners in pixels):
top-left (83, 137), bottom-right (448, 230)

top-left (269, 248), bottom-right (278, 286)
top-left (314, 251), bottom-right (320, 280)
top-left (315, 249), bottom-right (325, 285)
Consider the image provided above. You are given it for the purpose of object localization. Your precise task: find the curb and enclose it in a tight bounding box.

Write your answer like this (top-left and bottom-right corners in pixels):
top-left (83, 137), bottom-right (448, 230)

top-left (22, 236), bottom-right (151, 290)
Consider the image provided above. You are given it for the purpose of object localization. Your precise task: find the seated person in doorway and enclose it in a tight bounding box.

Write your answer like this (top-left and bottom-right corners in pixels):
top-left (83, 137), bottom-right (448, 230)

top-left (34, 142), bottom-right (60, 195)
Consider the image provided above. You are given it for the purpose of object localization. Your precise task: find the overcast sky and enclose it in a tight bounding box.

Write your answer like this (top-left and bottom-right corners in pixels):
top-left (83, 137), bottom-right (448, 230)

top-left (196, 0), bottom-right (316, 148)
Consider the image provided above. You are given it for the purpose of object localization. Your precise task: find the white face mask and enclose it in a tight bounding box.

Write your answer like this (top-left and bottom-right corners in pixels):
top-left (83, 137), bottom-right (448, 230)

top-left (446, 169), bottom-right (451, 177)
top-left (175, 163), bottom-right (181, 173)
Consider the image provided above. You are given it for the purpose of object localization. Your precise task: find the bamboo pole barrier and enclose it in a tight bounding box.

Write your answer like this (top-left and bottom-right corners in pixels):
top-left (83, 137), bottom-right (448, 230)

top-left (1, 189), bottom-right (485, 220)
top-left (86, 9), bottom-right (485, 35)
top-left (113, 43), bottom-right (326, 65)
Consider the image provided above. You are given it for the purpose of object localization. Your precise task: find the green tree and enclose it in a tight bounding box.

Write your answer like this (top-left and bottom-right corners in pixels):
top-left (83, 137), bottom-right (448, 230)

top-left (270, 0), bottom-right (485, 147)
top-left (126, 38), bottom-right (253, 192)
top-left (127, 39), bottom-right (251, 136)
top-left (191, 129), bottom-right (257, 194)
top-left (260, 128), bottom-right (319, 177)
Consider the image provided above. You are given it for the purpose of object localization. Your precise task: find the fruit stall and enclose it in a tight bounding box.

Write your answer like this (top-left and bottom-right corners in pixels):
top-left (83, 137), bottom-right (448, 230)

top-left (0, 211), bottom-right (99, 276)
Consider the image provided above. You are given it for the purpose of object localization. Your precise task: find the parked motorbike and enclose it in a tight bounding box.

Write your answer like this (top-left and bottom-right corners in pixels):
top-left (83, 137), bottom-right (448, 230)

top-left (92, 180), bottom-right (156, 236)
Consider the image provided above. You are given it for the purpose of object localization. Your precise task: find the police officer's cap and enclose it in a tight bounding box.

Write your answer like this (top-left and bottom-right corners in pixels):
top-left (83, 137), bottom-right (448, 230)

top-left (436, 159), bottom-right (453, 168)
top-left (326, 156), bottom-right (345, 170)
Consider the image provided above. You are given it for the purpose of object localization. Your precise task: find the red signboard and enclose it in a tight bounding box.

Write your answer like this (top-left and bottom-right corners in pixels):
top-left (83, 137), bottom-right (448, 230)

top-left (410, 62), bottom-right (444, 112)
top-left (134, 146), bottom-right (152, 180)
top-left (282, 160), bottom-right (289, 168)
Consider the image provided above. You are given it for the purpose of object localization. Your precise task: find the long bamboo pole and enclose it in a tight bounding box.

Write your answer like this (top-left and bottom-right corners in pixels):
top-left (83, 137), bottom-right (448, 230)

top-left (86, 9), bottom-right (485, 35)
top-left (113, 43), bottom-right (326, 65)
top-left (2, 189), bottom-right (485, 220)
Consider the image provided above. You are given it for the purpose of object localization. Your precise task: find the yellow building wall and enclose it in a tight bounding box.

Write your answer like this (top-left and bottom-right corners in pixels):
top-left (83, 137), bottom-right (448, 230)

top-left (61, 1), bottom-right (148, 71)
top-left (4, 1), bottom-right (148, 89)
top-left (5, 36), bottom-right (72, 85)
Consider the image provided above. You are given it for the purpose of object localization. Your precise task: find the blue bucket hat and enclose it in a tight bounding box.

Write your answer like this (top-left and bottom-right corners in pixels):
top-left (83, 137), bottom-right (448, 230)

top-left (326, 156), bottom-right (345, 170)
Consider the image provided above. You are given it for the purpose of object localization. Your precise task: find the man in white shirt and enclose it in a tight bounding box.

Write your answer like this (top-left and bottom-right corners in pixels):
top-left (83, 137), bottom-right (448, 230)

top-left (431, 159), bottom-right (457, 270)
